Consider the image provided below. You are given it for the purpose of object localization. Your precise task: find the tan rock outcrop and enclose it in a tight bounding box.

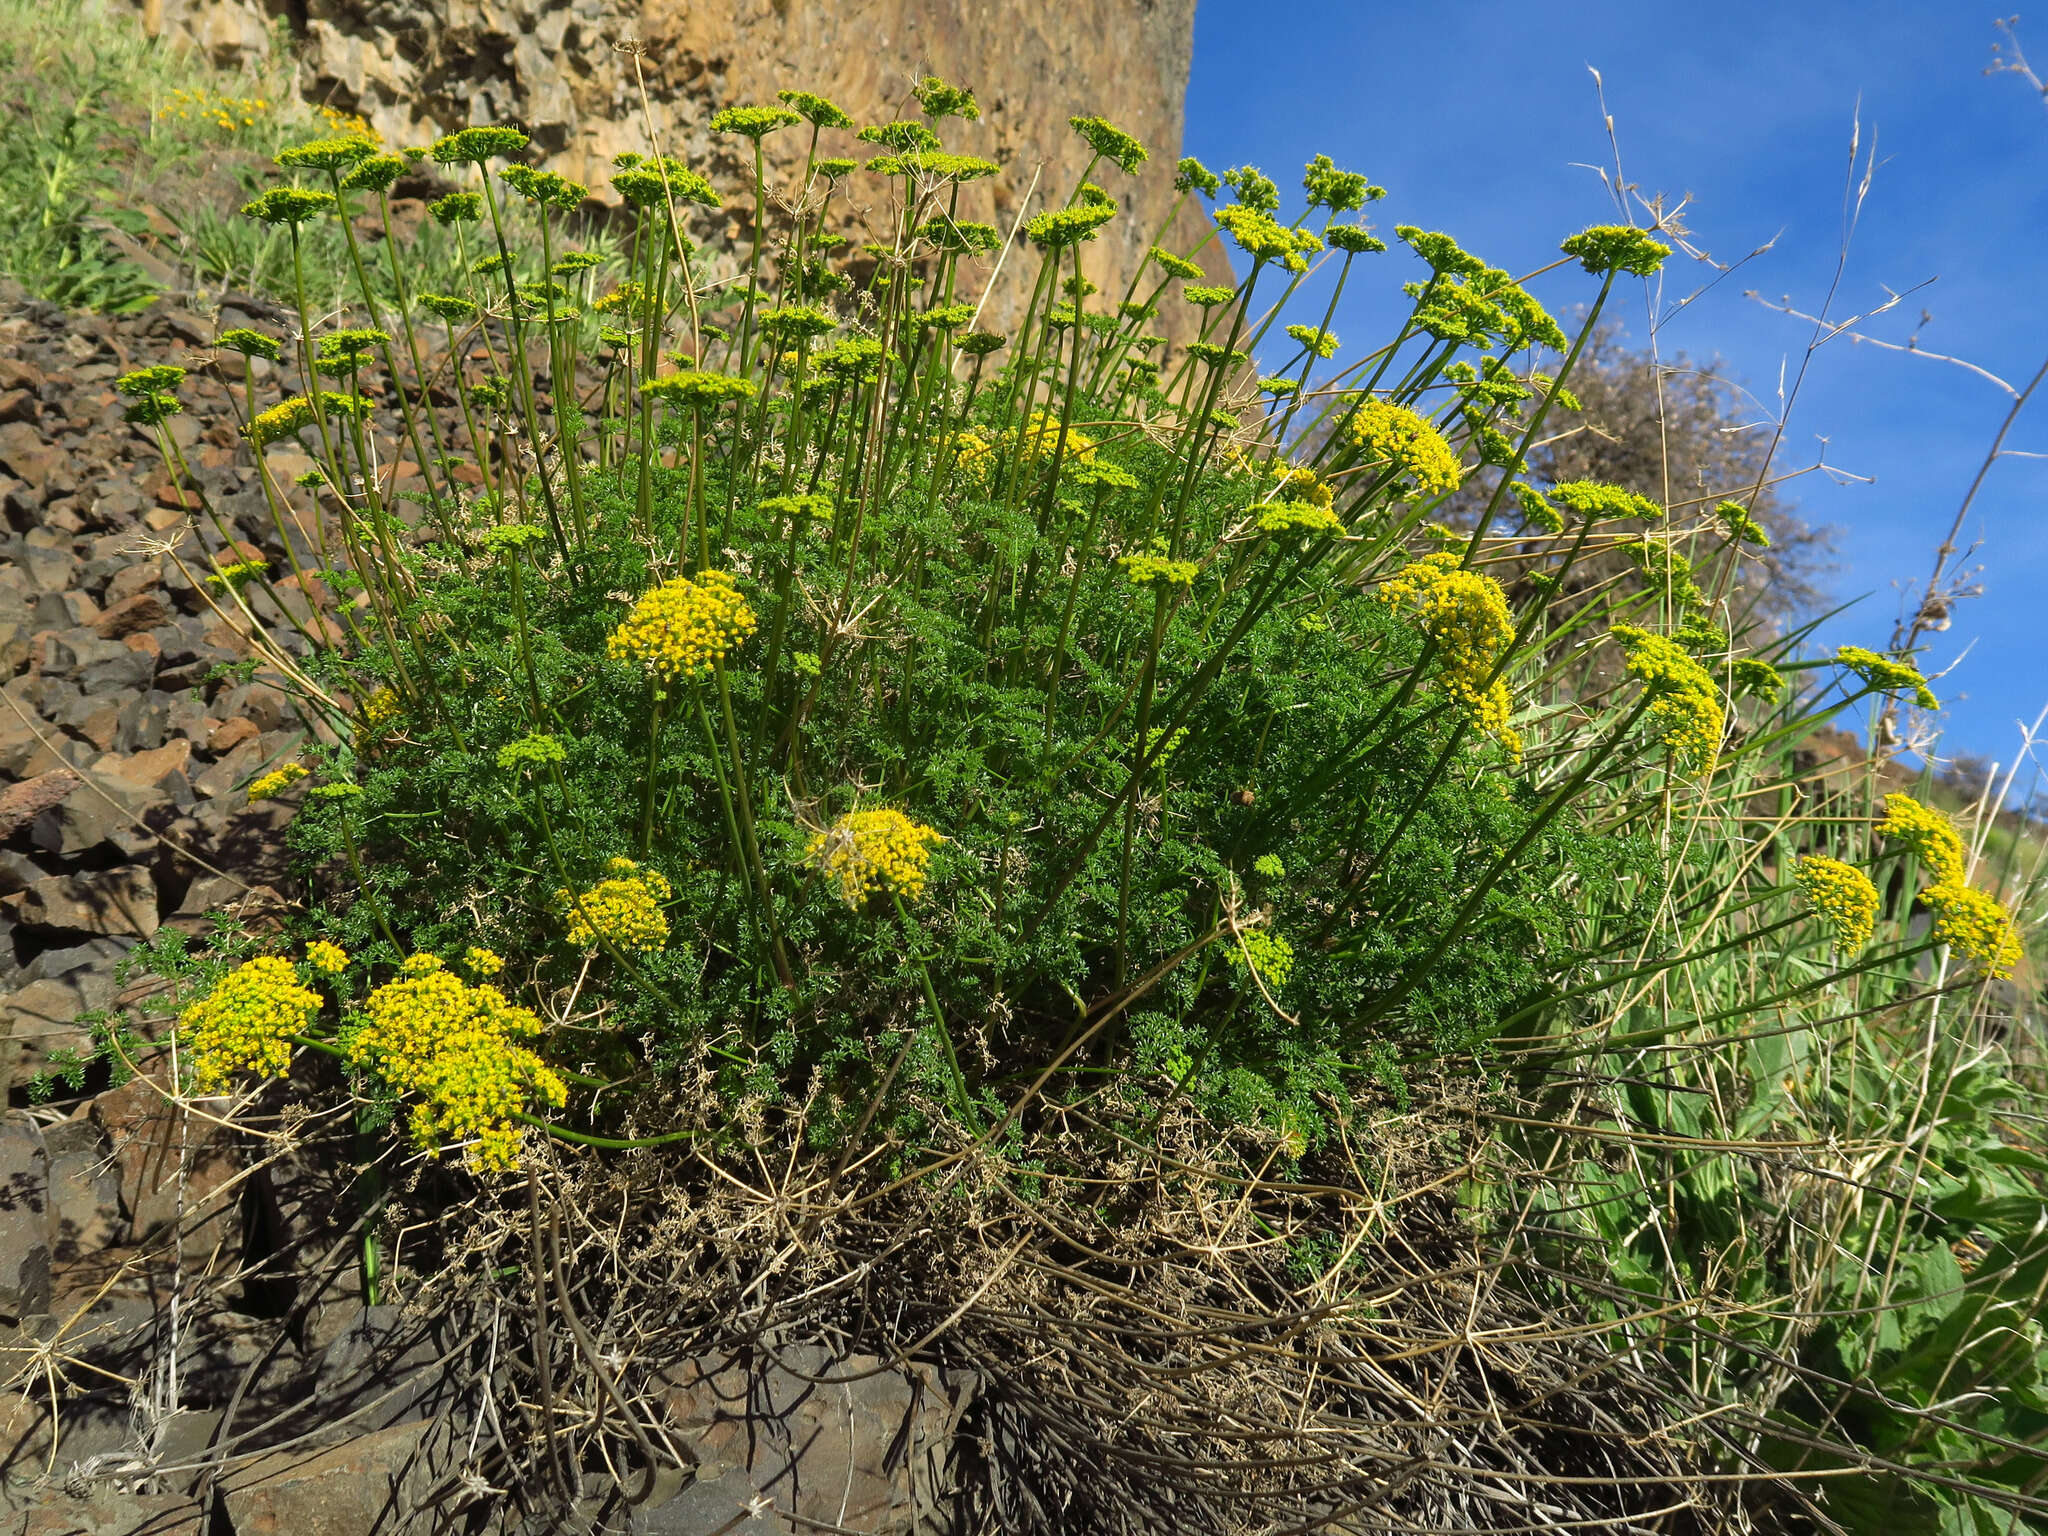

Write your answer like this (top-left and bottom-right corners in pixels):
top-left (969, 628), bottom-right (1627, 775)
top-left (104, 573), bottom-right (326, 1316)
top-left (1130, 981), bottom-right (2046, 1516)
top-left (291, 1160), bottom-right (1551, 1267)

top-left (131, 0), bottom-right (1230, 333)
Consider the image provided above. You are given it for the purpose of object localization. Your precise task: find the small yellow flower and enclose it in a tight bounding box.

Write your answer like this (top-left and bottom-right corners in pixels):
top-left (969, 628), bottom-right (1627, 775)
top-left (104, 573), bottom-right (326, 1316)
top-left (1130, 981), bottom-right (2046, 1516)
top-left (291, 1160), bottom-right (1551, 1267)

top-left (1794, 855), bottom-right (1879, 955)
top-left (558, 858), bottom-right (673, 952)
top-left (607, 571), bottom-right (757, 685)
top-left (1877, 793), bottom-right (1967, 887)
top-left (305, 940), bottom-right (350, 974)
top-left (1120, 552), bottom-right (1199, 588)
top-left (807, 808), bottom-right (944, 908)
top-left (1225, 928), bottom-right (1294, 989)
top-left (1270, 463), bottom-right (1334, 508)
top-left (1925, 884), bottom-right (2023, 978)
top-left (1378, 553), bottom-right (1521, 760)
top-left (209, 557), bottom-right (270, 589)
top-left (1257, 501), bottom-right (1341, 537)
top-left (1019, 408), bottom-right (1097, 465)
top-left (462, 946), bottom-right (505, 977)
top-left (248, 763), bottom-right (310, 801)
top-left (1611, 625), bottom-right (1724, 776)
top-left (182, 956), bottom-right (323, 1093)
top-left (359, 686), bottom-right (402, 734)
top-left (1348, 399), bottom-right (1461, 496)
top-left (347, 956), bottom-right (564, 1172)
top-left (951, 430), bottom-right (997, 484)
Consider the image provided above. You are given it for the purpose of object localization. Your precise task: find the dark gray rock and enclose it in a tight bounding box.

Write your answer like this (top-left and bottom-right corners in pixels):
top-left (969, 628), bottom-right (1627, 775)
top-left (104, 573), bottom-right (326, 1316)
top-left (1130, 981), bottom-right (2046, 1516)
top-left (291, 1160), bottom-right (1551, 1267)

top-left (637, 1345), bottom-right (972, 1536)
top-left (43, 1117), bottom-right (122, 1266)
top-left (0, 1117), bottom-right (51, 1319)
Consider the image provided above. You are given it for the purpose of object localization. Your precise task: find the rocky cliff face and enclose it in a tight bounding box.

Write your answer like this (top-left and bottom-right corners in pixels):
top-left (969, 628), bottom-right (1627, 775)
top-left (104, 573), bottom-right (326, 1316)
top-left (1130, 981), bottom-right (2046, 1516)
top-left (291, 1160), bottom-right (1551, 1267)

top-left (134, 0), bottom-right (1225, 333)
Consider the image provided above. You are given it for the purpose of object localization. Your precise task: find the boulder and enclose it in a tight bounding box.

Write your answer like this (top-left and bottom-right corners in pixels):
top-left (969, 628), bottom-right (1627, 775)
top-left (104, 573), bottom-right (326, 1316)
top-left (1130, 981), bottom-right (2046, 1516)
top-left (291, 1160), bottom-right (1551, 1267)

top-left (0, 1117), bottom-right (50, 1319)
top-left (43, 1117), bottom-right (123, 1265)
top-left (93, 592), bottom-right (171, 641)
top-left (0, 769), bottom-right (81, 841)
top-left (89, 1074), bottom-right (241, 1255)
top-left (0, 422), bottom-right (67, 498)
top-left (34, 743), bottom-right (191, 857)
top-left (0, 976), bottom-right (99, 1094)
top-left (645, 1345), bottom-right (970, 1536)
top-left (218, 1418), bottom-right (452, 1536)
top-left (1, 868), bottom-right (160, 939)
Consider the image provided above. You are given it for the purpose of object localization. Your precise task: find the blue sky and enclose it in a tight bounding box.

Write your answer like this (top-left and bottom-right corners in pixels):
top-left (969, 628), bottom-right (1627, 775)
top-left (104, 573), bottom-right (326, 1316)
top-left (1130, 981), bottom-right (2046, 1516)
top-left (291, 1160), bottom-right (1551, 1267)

top-left (1184, 0), bottom-right (2048, 779)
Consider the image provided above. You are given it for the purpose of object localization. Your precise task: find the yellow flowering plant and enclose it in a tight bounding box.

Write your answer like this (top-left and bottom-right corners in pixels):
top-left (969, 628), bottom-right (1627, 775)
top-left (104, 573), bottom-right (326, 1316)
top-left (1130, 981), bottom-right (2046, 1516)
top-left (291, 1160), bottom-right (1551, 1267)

top-left (127, 73), bottom-right (1895, 1170)
top-left (90, 44), bottom-right (2047, 1523)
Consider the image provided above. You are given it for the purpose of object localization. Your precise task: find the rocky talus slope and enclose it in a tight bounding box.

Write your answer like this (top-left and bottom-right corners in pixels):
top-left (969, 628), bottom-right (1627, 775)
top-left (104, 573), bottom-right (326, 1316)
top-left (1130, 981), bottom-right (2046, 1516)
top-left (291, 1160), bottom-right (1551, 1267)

top-left (134, 0), bottom-right (1226, 335)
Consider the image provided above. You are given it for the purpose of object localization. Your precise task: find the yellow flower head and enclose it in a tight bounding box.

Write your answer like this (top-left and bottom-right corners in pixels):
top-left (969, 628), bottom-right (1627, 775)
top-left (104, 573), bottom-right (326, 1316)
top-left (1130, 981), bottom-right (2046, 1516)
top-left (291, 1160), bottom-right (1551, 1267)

top-left (951, 430), bottom-right (998, 484)
top-left (248, 763), bottom-right (309, 801)
top-left (1611, 625), bottom-right (1725, 776)
top-left (359, 686), bottom-right (402, 735)
top-left (305, 940), bottom-right (351, 975)
top-left (348, 956), bottom-right (563, 1172)
top-left (558, 857), bottom-right (673, 952)
top-left (182, 956), bottom-right (322, 1093)
top-left (1257, 501), bottom-right (1342, 538)
top-left (1347, 399), bottom-right (1461, 496)
top-left (1377, 553), bottom-right (1521, 760)
top-left (807, 808), bottom-right (944, 908)
top-left (1794, 855), bottom-right (1879, 956)
top-left (1925, 883), bottom-right (2023, 979)
top-left (210, 557), bottom-right (270, 589)
top-left (1877, 793), bottom-right (1967, 887)
top-left (1225, 928), bottom-right (1295, 989)
top-left (1019, 408), bottom-right (1097, 465)
top-left (1270, 463), bottom-right (1334, 508)
top-left (462, 946), bottom-right (505, 978)
top-left (607, 571), bottom-right (757, 685)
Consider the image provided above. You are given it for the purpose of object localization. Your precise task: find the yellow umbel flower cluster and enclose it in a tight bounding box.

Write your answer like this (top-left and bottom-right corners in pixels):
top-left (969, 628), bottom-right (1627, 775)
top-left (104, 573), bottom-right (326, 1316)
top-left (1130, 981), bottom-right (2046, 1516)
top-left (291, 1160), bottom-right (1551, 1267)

top-left (347, 954), bottom-right (565, 1172)
top-left (808, 808), bottom-right (944, 907)
top-left (1347, 399), bottom-right (1461, 496)
top-left (1926, 884), bottom-right (2023, 979)
top-left (247, 763), bottom-right (309, 801)
top-left (1019, 408), bottom-right (1098, 465)
top-left (607, 572), bottom-right (757, 685)
top-left (360, 686), bottom-right (402, 732)
top-left (1611, 625), bottom-right (1724, 776)
top-left (1876, 793), bottom-right (1967, 887)
top-left (951, 430), bottom-right (998, 483)
top-left (1257, 501), bottom-right (1342, 537)
top-left (1225, 928), bottom-right (1295, 989)
top-left (1875, 796), bottom-right (2022, 976)
top-left (559, 858), bottom-right (673, 951)
top-left (1794, 855), bottom-right (1879, 955)
top-left (306, 940), bottom-right (350, 975)
top-left (182, 957), bottom-right (322, 1093)
top-left (1377, 553), bottom-right (1521, 759)
top-left (1270, 463), bottom-right (1335, 508)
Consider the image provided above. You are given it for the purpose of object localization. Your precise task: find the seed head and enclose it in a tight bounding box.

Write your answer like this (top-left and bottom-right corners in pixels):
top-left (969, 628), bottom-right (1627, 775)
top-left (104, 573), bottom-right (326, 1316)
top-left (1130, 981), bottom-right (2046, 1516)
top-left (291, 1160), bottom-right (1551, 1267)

top-left (242, 187), bottom-right (337, 225)
top-left (777, 89), bottom-right (853, 129)
top-left (429, 125), bottom-right (531, 166)
top-left (276, 135), bottom-right (376, 173)
top-left (1070, 115), bottom-right (1147, 173)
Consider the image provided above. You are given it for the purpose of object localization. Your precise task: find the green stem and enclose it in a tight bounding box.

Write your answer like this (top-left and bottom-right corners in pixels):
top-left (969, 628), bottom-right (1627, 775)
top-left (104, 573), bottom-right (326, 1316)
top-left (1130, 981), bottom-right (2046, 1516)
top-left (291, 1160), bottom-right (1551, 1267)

top-left (892, 891), bottom-right (981, 1132)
